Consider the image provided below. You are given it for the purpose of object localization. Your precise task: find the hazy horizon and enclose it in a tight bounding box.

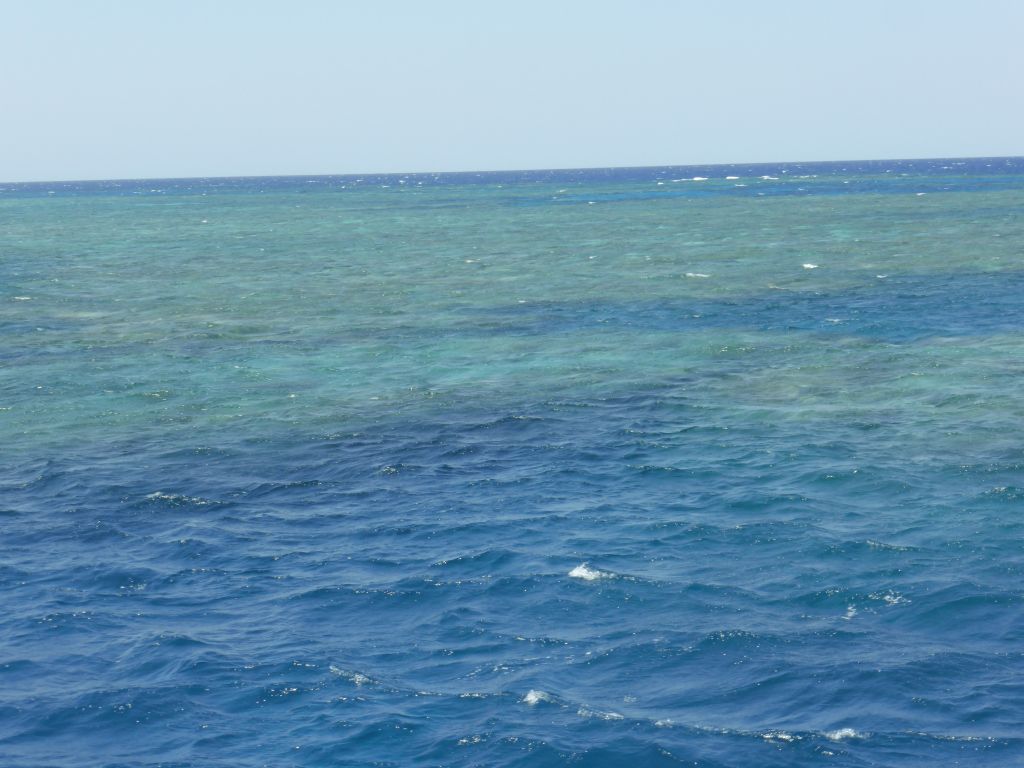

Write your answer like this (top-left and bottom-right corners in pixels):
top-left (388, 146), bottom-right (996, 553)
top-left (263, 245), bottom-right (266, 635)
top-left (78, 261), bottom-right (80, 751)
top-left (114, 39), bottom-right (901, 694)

top-left (4, 152), bottom-right (1023, 186)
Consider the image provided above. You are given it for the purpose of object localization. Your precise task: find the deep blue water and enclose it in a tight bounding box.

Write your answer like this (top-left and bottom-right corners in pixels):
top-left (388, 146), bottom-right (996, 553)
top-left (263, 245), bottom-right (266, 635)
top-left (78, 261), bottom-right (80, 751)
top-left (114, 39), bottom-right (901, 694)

top-left (2, 157), bottom-right (1023, 766)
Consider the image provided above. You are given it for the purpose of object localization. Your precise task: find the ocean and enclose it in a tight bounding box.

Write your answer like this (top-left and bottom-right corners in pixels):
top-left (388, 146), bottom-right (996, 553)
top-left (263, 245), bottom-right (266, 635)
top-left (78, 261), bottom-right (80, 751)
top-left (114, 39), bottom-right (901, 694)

top-left (2, 158), bottom-right (1023, 766)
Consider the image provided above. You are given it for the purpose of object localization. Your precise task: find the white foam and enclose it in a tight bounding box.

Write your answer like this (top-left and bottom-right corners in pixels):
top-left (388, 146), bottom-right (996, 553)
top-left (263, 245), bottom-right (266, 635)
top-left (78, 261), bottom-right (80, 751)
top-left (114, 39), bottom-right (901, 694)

top-left (578, 706), bottom-right (624, 720)
top-left (762, 731), bottom-right (799, 743)
top-left (145, 491), bottom-right (212, 505)
top-left (329, 666), bottom-right (372, 686)
top-left (866, 539), bottom-right (907, 551)
top-left (802, 263), bottom-right (819, 269)
top-left (725, 175), bottom-right (740, 180)
top-left (685, 272), bottom-right (710, 278)
top-left (13, 296), bottom-right (31, 301)
top-left (842, 605), bottom-right (857, 620)
top-left (692, 176), bottom-right (708, 181)
top-left (870, 589), bottom-right (910, 606)
top-left (523, 689), bottom-right (553, 705)
top-left (569, 563), bottom-right (611, 581)
top-left (825, 727), bottom-right (862, 741)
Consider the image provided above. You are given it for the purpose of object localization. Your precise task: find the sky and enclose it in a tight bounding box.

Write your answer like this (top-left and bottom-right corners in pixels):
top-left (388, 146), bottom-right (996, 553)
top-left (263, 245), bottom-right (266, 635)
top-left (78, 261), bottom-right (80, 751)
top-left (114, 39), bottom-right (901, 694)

top-left (2, 0), bottom-right (1022, 182)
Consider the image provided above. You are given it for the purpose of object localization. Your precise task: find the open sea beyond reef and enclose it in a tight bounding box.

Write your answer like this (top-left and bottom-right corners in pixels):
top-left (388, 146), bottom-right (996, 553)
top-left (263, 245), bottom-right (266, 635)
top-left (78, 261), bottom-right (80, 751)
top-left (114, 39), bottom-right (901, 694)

top-left (3, 158), bottom-right (1024, 767)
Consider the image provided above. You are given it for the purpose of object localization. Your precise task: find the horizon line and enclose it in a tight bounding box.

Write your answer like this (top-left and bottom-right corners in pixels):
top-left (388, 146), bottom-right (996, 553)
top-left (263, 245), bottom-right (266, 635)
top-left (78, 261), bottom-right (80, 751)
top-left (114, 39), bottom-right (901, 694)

top-left (3, 153), bottom-right (1022, 187)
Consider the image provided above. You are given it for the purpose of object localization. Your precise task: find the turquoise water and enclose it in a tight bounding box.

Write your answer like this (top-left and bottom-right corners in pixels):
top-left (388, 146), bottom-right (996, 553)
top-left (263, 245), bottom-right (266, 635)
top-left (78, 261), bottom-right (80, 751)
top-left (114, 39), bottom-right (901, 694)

top-left (2, 159), bottom-right (1023, 766)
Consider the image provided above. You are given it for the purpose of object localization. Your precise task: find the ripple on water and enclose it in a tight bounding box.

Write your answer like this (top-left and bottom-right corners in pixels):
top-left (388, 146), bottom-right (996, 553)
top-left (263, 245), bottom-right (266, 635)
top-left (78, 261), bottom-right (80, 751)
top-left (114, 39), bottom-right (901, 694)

top-left (3, 163), bottom-right (1024, 766)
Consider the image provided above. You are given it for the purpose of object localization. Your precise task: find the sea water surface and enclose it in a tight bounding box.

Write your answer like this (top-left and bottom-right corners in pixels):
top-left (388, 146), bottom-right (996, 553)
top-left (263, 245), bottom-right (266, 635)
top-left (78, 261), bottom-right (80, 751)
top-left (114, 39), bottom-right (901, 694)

top-left (2, 158), bottom-right (1023, 766)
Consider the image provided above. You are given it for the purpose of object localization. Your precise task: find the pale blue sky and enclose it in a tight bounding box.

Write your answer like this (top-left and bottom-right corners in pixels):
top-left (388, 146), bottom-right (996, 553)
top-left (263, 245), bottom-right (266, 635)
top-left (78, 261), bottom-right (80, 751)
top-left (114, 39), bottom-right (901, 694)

top-left (2, 0), bottom-right (1022, 181)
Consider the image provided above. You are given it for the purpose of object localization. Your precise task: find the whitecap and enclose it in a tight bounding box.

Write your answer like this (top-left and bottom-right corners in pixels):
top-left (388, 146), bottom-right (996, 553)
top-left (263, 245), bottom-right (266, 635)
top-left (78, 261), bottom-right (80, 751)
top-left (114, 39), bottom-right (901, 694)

top-left (685, 272), bottom-right (710, 278)
top-left (762, 730), bottom-right (799, 743)
top-left (523, 689), bottom-right (553, 705)
top-left (842, 605), bottom-right (857, 620)
top-left (569, 563), bottom-right (612, 581)
top-left (725, 175), bottom-right (740, 180)
top-left (329, 665), bottom-right (372, 686)
top-left (145, 491), bottom-right (212, 505)
top-left (691, 176), bottom-right (708, 181)
top-left (866, 539), bottom-right (908, 551)
top-left (578, 706), bottom-right (624, 720)
top-left (802, 263), bottom-right (819, 269)
top-left (825, 727), bottom-right (862, 741)
top-left (870, 589), bottom-right (910, 606)
top-left (13, 296), bottom-right (31, 301)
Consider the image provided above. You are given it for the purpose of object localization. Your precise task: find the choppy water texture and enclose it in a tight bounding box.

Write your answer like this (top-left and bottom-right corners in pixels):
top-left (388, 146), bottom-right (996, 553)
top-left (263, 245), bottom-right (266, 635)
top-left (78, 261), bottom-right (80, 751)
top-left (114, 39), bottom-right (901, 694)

top-left (2, 158), bottom-right (1024, 767)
